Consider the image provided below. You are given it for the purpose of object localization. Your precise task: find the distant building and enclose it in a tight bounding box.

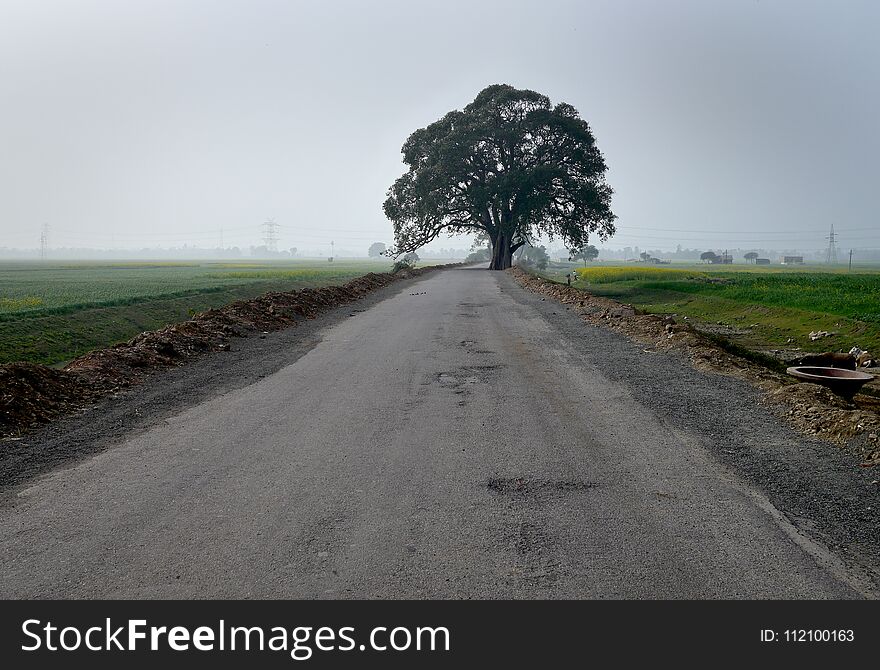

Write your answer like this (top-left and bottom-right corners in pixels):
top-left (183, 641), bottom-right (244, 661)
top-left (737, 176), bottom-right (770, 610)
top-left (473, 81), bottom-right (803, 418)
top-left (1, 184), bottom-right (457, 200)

top-left (781, 256), bottom-right (804, 265)
top-left (708, 250), bottom-right (733, 264)
top-left (755, 258), bottom-right (771, 265)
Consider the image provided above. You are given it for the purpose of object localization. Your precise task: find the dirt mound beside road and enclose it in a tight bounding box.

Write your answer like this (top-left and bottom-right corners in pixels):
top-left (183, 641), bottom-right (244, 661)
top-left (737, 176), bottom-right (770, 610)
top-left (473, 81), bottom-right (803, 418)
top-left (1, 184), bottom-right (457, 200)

top-left (0, 363), bottom-right (108, 436)
top-left (66, 273), bottom-right (406, 384)
top-left (1, 266), bottom-right (440, 438)
top-left (511, 267), bottom-right (880, 466)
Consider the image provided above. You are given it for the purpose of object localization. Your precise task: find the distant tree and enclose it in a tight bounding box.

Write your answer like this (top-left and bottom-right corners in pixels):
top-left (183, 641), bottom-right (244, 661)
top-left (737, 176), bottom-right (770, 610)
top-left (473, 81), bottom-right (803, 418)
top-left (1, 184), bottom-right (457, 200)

top-left (744, 252), bottom-right (758, 264)
top-left (568, 244), bottom-right (599, 266)
top-left (368, 242), bottom-right (386, 258)
top-left (640, 251), bottom-right (651, 262)
top-left (520, 244), bottom-right (549, 271)
top-left (402, 251), bottom-right (420, 264)
top-left (700, 251), bottom-right (718, 264)
top-left (289, 247), bottom-right (298, 257)
top-left (465, 248), bottom-right (492, 263)
top-left (383, 84), bottom-right (615, 270)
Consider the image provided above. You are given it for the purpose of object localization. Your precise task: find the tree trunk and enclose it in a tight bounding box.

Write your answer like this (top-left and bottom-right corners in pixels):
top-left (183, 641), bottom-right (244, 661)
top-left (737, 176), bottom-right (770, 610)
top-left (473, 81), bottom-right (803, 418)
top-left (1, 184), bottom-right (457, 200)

top-left (488, 233), bottom-right (513, 270)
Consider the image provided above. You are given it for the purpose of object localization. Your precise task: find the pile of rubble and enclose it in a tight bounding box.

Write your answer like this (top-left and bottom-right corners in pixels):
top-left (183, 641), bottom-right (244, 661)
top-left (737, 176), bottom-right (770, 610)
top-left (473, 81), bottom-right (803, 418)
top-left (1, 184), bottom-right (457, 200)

top-left (511, 267), bottom-right (880, 465)
top-left (848, 347), bottom-right (876, 368)
top-left (764, 383), bottom-right (880, 465)
top-left (1, 266), bottom-right (438, 438)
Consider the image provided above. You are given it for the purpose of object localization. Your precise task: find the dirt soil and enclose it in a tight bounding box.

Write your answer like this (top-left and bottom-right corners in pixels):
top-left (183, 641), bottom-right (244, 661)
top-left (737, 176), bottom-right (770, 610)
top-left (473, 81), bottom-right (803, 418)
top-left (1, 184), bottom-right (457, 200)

top-left (511, 267), bottom-right (880, 467)
top-left (0, 266), bottom-right (449, 439)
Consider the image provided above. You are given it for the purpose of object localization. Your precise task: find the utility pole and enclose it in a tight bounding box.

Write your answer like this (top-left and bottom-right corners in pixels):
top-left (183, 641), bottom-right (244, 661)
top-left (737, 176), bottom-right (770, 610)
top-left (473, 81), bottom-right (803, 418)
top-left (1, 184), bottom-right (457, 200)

top-left (219, 227), bottom-right (224, 252)
top-left (849, 249), bottom-right (853, 272)
top-left (261, 218), bottom-right (280, 252)
top-left (330, 240), bottom-right (335, 261)
top-left (39, 223), bottom-right (49, 260)
top-left (824, 223), bottom-right (839, 264)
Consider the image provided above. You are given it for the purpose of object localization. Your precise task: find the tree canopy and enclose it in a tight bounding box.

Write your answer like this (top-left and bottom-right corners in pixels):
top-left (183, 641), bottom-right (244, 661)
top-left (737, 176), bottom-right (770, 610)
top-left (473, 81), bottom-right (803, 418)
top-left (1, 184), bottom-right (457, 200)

top-left (368, 242), bottom-right (386, 258)
top-left (569, 244), bottom-right (599, 265)
top-left (383, 84), bottom-right (615, 269)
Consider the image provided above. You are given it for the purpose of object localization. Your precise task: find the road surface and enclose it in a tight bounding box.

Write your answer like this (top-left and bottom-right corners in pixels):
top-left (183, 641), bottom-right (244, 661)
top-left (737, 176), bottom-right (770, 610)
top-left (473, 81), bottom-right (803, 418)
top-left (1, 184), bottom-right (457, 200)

top-left (0, 266), bottom-right (872, 597)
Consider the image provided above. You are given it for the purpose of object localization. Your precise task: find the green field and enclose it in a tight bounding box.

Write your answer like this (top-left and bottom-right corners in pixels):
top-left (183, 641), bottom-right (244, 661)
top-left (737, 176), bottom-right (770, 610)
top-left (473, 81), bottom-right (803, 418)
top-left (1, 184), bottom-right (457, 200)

top-left (544, 262), bottom-right (880, 358)
top-left (0, 259), bottom-right (399, 365)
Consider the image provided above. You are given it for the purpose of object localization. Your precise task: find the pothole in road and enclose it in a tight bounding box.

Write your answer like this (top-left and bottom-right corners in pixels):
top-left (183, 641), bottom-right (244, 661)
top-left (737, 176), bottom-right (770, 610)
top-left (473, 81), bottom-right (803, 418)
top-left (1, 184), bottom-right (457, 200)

top-left (457, 340), bottom-right (496, 357)
top-left (486, 477), bottom-right (599, 496)
top-left (436, 372), bottom-right (471, 386)
top-left (435, 365), bottom-right (503, 406)
top-left (435, 365), bottom-right (501, 387)
top-left (463, 364), bottom-right (501, 376)
top-left (486, 478), bottom-right (595, 587)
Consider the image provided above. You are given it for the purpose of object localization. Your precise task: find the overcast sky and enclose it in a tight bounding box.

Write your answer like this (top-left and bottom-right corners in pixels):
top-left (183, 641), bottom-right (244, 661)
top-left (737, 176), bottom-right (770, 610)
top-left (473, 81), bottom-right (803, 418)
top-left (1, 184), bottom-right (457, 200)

top-left (1, 0), bottom-right (877, 255)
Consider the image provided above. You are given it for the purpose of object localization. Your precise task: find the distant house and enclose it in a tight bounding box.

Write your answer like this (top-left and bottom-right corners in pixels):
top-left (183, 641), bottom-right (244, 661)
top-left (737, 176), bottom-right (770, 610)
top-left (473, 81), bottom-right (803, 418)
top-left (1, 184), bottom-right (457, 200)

top-left (755, 258), bottom-right (771, 265)
top-left (708, 251), bottom-right (733, 264)
top-left (781, 256), bottom-right (804, 265)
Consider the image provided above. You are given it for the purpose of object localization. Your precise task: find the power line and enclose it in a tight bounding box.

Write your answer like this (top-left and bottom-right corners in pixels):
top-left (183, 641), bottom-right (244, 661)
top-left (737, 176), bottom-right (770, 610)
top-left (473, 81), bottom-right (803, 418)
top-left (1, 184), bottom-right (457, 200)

top-left (607, 234), bottom-right (869, 249)
top-left (613, 224), bottom-right (877, 235)
top-left (44, 224), bottom-right (258, 240)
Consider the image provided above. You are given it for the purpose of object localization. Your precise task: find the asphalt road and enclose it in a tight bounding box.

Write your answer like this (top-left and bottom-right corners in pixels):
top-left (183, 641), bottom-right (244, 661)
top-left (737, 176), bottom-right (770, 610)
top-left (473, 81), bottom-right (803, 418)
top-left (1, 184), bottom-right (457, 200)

top-left (0, 266), bottom-right (872, 598)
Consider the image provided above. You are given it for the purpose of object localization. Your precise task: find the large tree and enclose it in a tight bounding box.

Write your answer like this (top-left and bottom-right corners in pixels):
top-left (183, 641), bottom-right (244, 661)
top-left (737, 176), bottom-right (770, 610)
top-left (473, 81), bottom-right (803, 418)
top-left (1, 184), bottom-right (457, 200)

top-left (383, 84), bottom-right (616, 270)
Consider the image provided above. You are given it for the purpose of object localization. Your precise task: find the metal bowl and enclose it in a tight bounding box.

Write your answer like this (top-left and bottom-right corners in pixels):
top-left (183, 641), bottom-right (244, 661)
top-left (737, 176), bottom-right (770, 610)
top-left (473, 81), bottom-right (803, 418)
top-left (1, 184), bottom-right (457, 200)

top-left (785, 366), bottom-right (873, 399)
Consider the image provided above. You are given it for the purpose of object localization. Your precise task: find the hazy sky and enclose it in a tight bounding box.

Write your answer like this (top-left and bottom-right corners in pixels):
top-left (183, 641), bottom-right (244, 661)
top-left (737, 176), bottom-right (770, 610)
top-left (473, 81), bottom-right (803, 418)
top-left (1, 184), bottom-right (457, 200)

top-left (1, 0), bottom-right (878, 255)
